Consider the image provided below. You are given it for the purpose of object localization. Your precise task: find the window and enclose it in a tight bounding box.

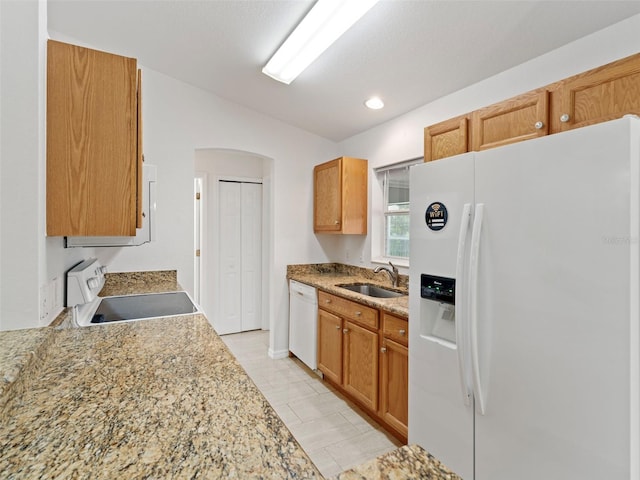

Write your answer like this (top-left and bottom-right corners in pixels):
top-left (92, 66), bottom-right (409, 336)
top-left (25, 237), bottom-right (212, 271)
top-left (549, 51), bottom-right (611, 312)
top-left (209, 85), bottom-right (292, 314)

top-left (376, 158), bottom-right (422, 260)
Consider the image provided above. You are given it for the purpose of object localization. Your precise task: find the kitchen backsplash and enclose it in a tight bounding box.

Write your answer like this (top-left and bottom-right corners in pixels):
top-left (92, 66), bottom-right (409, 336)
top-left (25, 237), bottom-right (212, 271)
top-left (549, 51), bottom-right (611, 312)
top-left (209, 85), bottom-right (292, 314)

top-left (287, 263), bottom-right (408, 290)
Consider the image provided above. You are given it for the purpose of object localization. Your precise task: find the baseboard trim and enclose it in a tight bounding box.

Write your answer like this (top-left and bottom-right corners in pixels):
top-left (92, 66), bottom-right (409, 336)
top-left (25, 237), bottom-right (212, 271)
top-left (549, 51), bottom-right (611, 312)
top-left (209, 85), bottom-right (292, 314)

top-left (268, 348), bottom-right (289, 360)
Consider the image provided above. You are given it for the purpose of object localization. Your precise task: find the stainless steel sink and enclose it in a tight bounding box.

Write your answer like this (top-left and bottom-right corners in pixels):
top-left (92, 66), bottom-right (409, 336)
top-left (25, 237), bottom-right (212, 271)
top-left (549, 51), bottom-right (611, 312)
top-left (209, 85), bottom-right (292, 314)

top-left (336, 283), bottom-right (406, 298)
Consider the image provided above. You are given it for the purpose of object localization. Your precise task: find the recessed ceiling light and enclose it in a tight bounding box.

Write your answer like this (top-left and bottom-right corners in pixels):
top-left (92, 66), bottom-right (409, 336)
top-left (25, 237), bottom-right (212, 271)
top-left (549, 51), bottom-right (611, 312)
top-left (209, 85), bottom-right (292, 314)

top-left (365, 97), bottom-right (384, 110)
top-left (262, 0), bottom-right (380, 85)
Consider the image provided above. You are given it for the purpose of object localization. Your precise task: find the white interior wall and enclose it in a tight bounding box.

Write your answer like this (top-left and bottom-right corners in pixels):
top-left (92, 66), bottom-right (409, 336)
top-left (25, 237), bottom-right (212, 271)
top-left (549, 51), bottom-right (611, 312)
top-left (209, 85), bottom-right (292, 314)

top-left (0, 0), bottom-right (43, 331)
top-left (0, 0), bottom-right (86, 331)
top-left (338, 13), bottom-right (640, 276)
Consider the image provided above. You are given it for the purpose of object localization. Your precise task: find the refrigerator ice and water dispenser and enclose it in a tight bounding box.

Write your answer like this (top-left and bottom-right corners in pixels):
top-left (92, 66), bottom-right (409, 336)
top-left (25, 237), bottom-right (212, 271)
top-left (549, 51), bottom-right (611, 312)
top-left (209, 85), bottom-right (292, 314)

top-left (420, 274), bottom-right (456, 345)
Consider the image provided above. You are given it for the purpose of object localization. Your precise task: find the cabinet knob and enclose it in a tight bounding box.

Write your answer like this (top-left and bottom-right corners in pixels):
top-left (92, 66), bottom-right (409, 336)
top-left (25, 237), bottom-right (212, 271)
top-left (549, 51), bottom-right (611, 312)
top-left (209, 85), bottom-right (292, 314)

top-left (335, 325), bottom-right (340, 330)
top-left (560, 113), bottom-right (570, 123)
top-left (343, 328), bottom-right (349, 334)
top-left (334, 220), bottom-right (339, 225)
top-left (325, 299), bottom-right (331, 304)
top-left (534, 121), bottom-right (544, 130)
top-left (381, 347), bottom-right (387, 353)
top-left (355, 311), bottom-right (362, 316)
top-left (399, 329), bottom-right (406, 336)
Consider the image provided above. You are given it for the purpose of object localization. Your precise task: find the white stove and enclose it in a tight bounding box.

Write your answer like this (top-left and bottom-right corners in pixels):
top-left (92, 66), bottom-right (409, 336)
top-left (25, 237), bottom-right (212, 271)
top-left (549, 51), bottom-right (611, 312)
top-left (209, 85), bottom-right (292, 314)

top-left (66, 258), bottom-right (199, 327)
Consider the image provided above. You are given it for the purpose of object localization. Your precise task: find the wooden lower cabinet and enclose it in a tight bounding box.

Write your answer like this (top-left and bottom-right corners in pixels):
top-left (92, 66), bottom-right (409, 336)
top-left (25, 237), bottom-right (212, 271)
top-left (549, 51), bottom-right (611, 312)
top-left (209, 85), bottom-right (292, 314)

top-left (343, 320), bottom-right (379, 412)
top-left (380, 337), bottom-right (408, 438)
top-left (317, 290), bottom-right (408, 443)
top-left (317, 309), bottom-right (343, 385)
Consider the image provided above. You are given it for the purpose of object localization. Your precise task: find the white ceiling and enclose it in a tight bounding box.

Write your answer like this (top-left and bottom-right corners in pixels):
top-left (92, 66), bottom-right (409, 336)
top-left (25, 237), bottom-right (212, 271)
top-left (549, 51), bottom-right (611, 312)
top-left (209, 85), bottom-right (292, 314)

top-left (47, 0), bottom-right (640, 142)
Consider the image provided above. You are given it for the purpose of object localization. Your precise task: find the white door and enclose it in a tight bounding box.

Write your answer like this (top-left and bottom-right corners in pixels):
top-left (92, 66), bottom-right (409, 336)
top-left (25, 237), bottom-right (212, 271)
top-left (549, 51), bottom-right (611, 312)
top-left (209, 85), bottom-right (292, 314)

top-left (408, 154), bottom-right (475, 480)
top-left (473, 119), bottom-right (636, 479)
top-left (217, 180), bottom-right (262, 335)
top-left (219, 181), bottom-right (242, 334)
top-left (241, 182), bottom-right (262, 331)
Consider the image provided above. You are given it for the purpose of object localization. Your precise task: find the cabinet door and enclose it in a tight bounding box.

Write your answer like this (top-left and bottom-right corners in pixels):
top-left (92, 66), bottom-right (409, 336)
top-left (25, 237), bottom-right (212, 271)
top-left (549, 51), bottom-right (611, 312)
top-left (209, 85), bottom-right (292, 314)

top-left (343, 320), bottom-right (378, 411)
top-left (136, 68), bottom-right (144, 228)
top-left (317, 309), bottom-right (343, 384)
top-left (550, 52), bottom-right (640, 133)
top-left (47, 40), bottom-right (138, 236)
top-left (380, 337), bottom-right (408, 438)
top-left (424, 115), bottom-right (469, 162)
top-left (314, 158), bottom-right (342, 232)
top-left (471, 89), bottom-right (549, 151)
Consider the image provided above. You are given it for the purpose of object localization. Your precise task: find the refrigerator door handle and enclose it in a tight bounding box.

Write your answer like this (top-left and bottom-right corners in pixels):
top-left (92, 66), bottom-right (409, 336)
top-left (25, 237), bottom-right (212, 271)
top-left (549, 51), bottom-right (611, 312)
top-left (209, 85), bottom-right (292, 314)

top-left (470, 203), bottom-right (487, 415)
top-left (455, 202), bottom-right (473, 406)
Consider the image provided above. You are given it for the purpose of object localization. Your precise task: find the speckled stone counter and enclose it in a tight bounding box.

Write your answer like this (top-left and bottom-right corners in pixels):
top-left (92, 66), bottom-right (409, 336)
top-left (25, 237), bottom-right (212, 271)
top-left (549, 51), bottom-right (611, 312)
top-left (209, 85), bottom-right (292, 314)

top-left (287, 263), bottom-right (409, 318)
top-left (331, 444), bottom-right (462, 480)
top-left (0, 327), bottom-right (53, 410)
top-left (0, 315), bottom-right (322, 479)
top-left (99, 269), bottom-right (181, 296)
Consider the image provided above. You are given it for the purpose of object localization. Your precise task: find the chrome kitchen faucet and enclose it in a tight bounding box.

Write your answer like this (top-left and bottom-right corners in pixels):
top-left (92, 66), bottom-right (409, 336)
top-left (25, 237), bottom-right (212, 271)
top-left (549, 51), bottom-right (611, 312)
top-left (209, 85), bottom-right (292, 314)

top-left (373, 261), bottom-right (400, 287)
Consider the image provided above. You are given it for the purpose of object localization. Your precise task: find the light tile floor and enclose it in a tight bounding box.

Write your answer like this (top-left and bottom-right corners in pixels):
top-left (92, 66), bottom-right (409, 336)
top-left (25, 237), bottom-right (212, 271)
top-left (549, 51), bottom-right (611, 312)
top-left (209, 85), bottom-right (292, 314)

top-left (221, 329), bottom-right (402, 478)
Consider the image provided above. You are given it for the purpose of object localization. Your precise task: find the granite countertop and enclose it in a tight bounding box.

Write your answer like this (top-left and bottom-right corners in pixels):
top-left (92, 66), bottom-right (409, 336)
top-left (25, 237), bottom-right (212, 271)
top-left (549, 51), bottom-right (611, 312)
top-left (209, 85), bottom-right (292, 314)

top-left (0, 314), bottom-right (321, 478)
top-left (0, 327), bottom-right (53, 410)
top-left (0, 270), bottom-right (320, 478)
top-left (287, 263), bottom-right (409, 318)
top-left (332, 444), bottom-right (462, 480)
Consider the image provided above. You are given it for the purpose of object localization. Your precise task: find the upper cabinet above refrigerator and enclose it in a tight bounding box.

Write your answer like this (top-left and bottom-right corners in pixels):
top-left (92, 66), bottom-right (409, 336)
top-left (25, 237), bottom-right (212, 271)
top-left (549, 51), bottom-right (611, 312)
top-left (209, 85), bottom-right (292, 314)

top-left (46, 40), bottom-right (143, 237)
top-left (424, 51), bottom-right (640, 163)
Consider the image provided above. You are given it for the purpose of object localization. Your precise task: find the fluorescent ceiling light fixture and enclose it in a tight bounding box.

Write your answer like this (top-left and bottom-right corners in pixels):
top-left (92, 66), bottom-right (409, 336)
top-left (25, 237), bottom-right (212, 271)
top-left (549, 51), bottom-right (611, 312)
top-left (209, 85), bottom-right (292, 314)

top-left (364, 97), bottom-right (384, 110)
top-left (262, 0), bottom-right (379, 85)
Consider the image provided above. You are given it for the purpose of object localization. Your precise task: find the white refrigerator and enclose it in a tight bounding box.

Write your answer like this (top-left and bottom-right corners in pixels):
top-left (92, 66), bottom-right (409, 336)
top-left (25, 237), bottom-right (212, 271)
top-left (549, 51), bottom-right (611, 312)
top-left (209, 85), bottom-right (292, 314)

top-left (408, 116), bottom-right (640, 479)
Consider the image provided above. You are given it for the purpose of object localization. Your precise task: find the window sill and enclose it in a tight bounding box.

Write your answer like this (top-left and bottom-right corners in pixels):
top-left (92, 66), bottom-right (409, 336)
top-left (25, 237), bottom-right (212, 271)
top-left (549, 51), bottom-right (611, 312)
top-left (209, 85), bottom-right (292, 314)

top-left (371, 257), bottom-right (409, 269)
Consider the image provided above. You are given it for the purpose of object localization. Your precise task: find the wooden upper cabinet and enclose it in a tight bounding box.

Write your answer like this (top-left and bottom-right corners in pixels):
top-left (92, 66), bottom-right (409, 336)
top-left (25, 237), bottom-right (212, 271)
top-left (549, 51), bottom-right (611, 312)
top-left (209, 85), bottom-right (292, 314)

top-left (471, 89), bottom-right (549, 151)
top-left (47, 40), bottom-right (141, 236)
top-left (136, 68), bottom-right (144, 228)
top-left (550, 52), bottom-right (640, 133)
top-left (424, 115), bottom-right (469, 162)
top-left (314, 156), bottom-right (368, 234)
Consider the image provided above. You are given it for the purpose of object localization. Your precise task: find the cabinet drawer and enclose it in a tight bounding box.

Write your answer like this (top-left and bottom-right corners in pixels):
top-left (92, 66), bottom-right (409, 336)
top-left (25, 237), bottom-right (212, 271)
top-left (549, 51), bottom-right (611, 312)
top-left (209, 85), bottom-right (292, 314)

top-left (318, 291), bottom-right (378, 330)
top-left (382, 312), bottom-right (408, 346)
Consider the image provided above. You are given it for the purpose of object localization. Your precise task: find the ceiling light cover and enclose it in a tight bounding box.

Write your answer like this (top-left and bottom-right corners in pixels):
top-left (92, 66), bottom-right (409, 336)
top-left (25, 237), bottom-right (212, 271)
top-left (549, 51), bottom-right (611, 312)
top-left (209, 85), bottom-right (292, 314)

top-left (262, 0), bottom-right (380, 85)
top-left (365, 97), bottom-right (384, 109)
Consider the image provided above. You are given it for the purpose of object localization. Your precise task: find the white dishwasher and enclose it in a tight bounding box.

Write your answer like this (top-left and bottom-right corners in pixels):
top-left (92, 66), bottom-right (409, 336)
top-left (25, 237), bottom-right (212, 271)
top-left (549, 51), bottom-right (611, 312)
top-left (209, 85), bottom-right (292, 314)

top-left (288, 280), bottom-right (318, 370)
